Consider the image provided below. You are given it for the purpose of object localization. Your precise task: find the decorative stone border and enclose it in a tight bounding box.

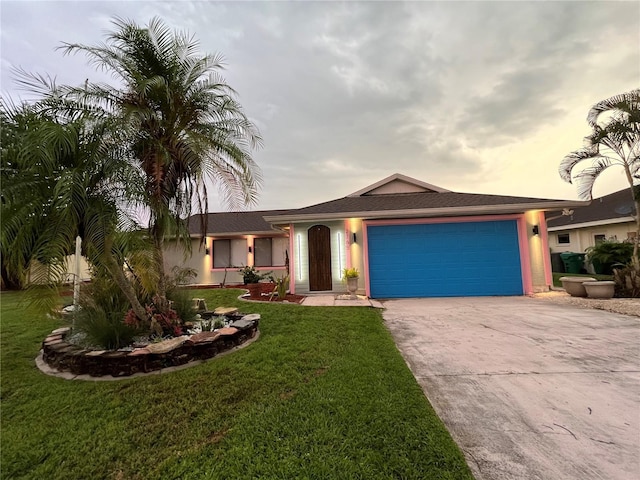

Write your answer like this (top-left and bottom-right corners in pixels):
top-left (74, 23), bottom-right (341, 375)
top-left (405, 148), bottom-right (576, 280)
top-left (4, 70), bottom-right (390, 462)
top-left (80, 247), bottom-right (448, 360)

top-left (39, 313), bottom-right (260, 379)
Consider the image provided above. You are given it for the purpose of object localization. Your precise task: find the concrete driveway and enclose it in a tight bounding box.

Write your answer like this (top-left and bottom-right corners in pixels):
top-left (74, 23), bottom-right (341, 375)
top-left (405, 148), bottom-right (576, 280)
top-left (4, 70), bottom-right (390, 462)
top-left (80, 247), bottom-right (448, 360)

top-left (382, 297), bottom-right (639, 480)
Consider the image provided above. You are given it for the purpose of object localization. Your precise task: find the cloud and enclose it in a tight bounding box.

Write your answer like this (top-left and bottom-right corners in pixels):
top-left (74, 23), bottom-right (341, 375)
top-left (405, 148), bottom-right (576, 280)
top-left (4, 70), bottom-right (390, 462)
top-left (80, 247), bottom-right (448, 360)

top-left (1, 1), bottom-right (638, 211)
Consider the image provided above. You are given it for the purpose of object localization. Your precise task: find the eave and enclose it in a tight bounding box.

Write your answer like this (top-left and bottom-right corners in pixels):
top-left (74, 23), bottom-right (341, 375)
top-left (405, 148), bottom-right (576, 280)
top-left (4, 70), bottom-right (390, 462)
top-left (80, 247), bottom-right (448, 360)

top-left (264, 200), bottom-right (588, 225)
top-left (547, 216), bottom-right (636, 232)
top-left (188, 229), bottom-right (286, 238)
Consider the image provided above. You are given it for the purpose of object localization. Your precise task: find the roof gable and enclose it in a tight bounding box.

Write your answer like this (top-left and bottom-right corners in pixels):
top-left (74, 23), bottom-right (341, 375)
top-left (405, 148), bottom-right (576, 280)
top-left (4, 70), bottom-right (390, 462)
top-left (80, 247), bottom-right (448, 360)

top-left (348, 173), bottom-right (451, 197)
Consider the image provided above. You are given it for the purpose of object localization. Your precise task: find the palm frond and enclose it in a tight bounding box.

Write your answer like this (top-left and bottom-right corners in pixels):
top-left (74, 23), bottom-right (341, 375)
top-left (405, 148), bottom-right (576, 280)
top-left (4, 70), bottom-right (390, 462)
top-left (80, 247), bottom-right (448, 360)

top-left (573, 157), bottom-right (616, 200)
top-left (587, 89), bottom-right (640, 127)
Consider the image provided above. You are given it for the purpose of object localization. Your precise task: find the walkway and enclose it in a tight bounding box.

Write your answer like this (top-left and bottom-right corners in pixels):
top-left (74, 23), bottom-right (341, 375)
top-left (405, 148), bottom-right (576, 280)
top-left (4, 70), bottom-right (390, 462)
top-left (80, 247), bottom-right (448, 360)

top-left (300, 294), bottom-right (384, 308)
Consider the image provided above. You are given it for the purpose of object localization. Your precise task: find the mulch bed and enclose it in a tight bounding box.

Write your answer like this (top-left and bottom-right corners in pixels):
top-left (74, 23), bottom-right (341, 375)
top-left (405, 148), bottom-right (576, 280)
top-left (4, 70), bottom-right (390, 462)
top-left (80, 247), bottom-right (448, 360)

top-left (245, 292), bottom-right (306, 304)
top-left (62, 282), bottom-right (307, 304)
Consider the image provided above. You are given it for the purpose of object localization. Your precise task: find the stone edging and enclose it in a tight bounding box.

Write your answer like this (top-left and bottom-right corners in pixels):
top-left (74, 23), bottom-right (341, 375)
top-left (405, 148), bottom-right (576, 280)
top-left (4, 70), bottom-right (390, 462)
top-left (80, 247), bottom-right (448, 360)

top-left (38, 314), bottom-right (260, 380)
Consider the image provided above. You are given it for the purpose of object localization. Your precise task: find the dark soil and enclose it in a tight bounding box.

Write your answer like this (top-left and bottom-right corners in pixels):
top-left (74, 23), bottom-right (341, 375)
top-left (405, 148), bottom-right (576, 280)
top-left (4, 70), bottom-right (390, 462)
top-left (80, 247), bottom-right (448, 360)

top-left (245, 292), bottom-right (306, 304)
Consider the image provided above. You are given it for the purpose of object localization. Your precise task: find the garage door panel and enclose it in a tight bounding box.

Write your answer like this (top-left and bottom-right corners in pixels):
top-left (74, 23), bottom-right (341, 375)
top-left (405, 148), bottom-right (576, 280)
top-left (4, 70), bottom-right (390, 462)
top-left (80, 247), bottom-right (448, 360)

top-left (367, 220), bottom-right (523, 298)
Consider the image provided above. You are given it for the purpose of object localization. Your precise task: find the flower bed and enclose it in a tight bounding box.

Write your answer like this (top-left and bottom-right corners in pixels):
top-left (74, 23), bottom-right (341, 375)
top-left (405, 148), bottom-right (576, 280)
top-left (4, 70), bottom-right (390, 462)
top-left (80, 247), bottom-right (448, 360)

top-left (41, 312), bottom-right (260, 378)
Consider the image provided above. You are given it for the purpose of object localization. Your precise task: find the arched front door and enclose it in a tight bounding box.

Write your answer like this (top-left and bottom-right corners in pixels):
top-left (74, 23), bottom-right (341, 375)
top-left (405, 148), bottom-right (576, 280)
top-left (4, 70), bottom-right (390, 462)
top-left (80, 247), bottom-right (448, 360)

top-left (308, 225), bottom-right (332, 291)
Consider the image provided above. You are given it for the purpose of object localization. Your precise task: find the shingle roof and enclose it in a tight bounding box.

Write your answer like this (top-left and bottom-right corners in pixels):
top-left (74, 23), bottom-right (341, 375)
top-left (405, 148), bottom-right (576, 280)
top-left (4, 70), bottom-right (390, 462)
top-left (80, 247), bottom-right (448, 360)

top-left (264, 191), bottom-right (586, 222)
top-left (546, 188), bottom-right (637, 228)
top-left (187, 210), bottom-right (290, 236)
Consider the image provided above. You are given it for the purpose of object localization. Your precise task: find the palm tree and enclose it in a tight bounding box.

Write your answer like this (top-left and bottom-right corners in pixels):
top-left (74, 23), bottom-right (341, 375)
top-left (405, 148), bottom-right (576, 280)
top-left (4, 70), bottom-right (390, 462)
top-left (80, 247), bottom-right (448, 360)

top-left (0, 99), bottom-right (150, 319)
top-left (559, 89), bottom-right (640, 266)
top-left (57, 17), bottom-right (262, 309)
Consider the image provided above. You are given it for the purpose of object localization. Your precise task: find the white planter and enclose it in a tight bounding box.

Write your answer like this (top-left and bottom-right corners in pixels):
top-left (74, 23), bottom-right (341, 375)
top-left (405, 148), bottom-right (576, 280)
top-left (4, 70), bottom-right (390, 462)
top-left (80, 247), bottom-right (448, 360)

top-left (583, 281), bottom-right (615, 299)
top-left (559, 276), bottom-right (597, 297)
top-left (346, 277), bottom-right (359, 299)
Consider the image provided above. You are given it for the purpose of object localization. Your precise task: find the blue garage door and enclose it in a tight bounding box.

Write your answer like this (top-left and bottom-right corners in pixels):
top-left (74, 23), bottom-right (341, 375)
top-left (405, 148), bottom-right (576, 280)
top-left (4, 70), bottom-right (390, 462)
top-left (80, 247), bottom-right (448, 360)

top-left (367, 220), bottom-right (523, 298)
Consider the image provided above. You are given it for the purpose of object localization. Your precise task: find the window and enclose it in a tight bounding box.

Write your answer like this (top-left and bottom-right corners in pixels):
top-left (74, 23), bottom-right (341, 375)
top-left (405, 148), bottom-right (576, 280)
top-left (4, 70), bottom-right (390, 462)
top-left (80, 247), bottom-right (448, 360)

top-left (212, 239), bottom-right (247, 268)
top-left (594, 234), bottom-right (606, 244)
top-left (254, 238), bottom-right (272, 267)
top-left (557, 233), bottom-right (570, 244)
top-left (254, 237), bottom-right (288, 267)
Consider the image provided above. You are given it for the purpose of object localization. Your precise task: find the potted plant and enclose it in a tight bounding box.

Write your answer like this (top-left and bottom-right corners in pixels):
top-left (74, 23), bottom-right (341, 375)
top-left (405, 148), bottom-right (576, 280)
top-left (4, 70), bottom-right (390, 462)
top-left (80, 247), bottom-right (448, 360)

top-left (238, 266), bottom-right (272, 298)
top-left (343, 267), bottom-right (359, 299)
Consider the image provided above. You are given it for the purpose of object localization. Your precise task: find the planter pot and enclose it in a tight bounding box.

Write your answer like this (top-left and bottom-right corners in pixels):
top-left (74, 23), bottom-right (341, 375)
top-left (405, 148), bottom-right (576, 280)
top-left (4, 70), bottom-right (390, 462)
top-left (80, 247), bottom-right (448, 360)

top-left (246, 283), bottom-right (261, 298)
top-left (346, 277), bottom-right (359, 299)
top-left (559, 276), bottom-right (597, 297)
top-left (583, 281), bottom-right (615, 299)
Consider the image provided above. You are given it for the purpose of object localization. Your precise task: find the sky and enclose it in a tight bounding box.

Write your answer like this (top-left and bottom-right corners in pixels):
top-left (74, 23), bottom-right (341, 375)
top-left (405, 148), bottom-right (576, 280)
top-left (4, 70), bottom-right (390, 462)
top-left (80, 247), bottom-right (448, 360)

top-left (2, 1), bottom-right (639, 212)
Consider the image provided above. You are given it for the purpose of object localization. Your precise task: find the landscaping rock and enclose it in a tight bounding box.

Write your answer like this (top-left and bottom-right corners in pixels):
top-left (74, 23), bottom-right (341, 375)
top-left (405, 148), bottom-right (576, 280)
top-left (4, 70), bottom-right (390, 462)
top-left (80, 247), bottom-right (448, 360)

top-left (85, 350), bottom-right (107, 357)
top-left (230, 318), bottom-right (256, 331)
top-left (216, 327), bottom-right (239, 336)
top-left (241, 313), bottom-right (260, 322)
top-left (192, 298), bottom-right (207, 311)
top-left (128, 348), bottom-right (151, 356)
top-left (188, 331), bottom-right (221, 344)
top-left (213, 307), bottom-right (238, 315)
top-left (51, 327), bottom-right (71, 335)
top-left (145, 336), bottom-right (188, 354)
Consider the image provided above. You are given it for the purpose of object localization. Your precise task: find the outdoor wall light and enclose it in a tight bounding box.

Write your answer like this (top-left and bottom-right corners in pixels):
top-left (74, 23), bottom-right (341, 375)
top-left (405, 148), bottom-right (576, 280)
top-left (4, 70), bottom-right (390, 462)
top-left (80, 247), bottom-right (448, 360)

top-left (205, 247), bottom-right (210, 255)
top-left (248, 246), bottom-right (252, 253)
top-left (532, 225), bottom-right (540, 235)
top-left (352, 233), bottom-right (357, 243)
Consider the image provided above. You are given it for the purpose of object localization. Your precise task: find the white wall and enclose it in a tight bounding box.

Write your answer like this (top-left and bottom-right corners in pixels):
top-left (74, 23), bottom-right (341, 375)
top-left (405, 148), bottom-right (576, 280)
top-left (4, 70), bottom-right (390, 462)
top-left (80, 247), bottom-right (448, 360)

top-left (549, 221), bottom-right (636, 254)
top-left (291, 221), bottom-right (347, 294)
top-left (164, 236), bottom-right (288, 286)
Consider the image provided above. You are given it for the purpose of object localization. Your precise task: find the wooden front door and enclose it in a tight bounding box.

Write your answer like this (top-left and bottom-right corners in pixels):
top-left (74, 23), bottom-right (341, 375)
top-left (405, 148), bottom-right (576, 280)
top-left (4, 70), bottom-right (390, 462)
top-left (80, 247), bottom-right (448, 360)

top-left (308, 225), bottom-right (332, 291)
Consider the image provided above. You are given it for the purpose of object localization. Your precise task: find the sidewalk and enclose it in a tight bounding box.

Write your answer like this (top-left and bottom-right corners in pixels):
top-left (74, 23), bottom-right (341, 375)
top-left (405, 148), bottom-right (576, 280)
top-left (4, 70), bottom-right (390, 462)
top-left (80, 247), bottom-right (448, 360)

top-left (300, 294), bottom-right (384, 308)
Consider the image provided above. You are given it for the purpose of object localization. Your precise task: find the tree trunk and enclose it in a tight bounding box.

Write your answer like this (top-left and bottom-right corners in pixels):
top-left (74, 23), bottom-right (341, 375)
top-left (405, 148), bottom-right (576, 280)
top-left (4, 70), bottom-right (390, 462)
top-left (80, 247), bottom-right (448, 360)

top-left (101, 236), bottom-right (148, 321)
top-left (623, 165), bottom-right (640, 269)
top-left (152, 223), bottom-right (169, 312)
top-left (0, 263), bottom-right (25, 290)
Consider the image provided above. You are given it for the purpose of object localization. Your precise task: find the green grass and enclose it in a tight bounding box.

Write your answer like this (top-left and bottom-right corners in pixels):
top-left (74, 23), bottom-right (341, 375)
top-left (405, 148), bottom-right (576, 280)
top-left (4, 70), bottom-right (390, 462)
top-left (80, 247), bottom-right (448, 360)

top-left (552, 272), bottom-right (613, 287)
top-left (1, 289), bottom-right (473, 479)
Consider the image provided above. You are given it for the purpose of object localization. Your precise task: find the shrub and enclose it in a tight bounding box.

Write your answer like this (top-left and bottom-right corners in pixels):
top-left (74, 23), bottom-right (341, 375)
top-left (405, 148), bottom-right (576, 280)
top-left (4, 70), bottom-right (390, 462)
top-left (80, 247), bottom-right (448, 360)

top-left (76, 306), bottom-right (138, 349)
top-left (125, 303), bottom-right (183, 337)
top-left (75, 270), bottom-right (140, 349)
top-left (585, 240), bottom-right (635, 274)
top-left (270, 275), bottom-right (289, 299)
top-left (167, 288), bottom-right (197, 324)
top-left (238, 265), bottom-right (271, 284)
top-left (613, 265), bottom-right (640, 298)
top-left (81, 269), bottom-right (133, 315)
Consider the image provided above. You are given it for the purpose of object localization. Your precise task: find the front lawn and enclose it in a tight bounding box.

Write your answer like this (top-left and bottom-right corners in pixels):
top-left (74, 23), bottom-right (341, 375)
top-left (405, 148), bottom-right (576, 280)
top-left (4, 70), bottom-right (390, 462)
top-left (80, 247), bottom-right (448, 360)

top-left (1, 289), bottom-right (473, 479)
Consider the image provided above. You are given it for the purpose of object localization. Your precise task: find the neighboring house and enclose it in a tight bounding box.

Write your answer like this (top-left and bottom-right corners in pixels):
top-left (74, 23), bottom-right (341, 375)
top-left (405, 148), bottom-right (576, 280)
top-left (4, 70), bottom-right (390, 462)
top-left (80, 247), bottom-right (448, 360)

top-left (166, 174), bottom-right (585, 298)
top-left (28, 254), bottom-right (92, 285)
top-left (546, 188), bottom-right (637, 254)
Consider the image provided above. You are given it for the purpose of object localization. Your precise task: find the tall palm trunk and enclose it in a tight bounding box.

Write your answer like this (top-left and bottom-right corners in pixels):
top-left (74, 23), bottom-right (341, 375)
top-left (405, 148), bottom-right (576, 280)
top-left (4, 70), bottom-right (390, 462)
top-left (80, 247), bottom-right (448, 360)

top-left (623, 165), bottom-right (640, 268)
top-left (101, 236), bottom-right (148, 321)
top-left (151, 222), bottom-right (169, 312)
